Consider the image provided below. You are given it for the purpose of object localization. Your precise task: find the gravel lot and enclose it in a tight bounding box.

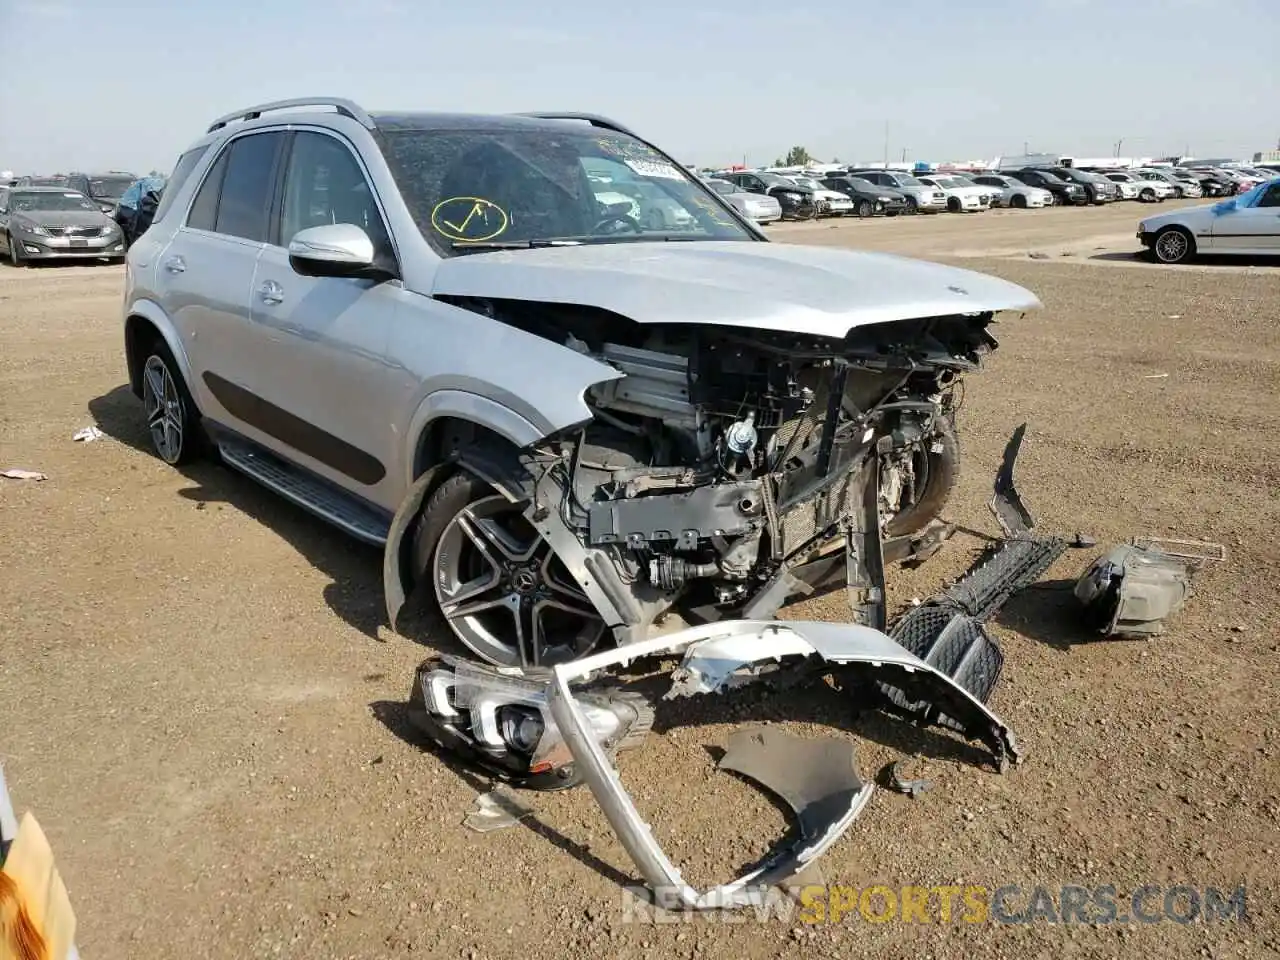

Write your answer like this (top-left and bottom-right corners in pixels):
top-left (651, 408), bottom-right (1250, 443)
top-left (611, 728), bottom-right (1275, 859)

top-left (2, 203), bottom-right (1277, 959)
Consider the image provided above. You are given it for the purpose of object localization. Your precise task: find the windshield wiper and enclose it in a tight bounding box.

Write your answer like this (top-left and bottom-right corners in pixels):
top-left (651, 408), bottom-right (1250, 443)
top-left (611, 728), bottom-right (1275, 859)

top-left (450, 239), bottom-right (582, 252)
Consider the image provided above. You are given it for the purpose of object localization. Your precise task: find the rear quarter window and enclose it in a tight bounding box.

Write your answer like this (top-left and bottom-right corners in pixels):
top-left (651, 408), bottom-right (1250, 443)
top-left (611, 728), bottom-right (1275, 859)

top-left (152, 145), bottom-right (208, 224)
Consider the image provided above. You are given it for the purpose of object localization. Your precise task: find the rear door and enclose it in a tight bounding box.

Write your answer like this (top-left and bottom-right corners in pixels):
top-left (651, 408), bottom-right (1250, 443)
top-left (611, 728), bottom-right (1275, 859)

top-left (155, 130), bottom-right (286, 431)
top-left (243, 128), bottom-right (406, 509)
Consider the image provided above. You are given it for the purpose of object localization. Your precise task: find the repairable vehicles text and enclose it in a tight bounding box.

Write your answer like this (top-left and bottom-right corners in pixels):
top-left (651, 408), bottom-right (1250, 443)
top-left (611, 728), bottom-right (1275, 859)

top-left (122, 98), bottom-right (1041, 670)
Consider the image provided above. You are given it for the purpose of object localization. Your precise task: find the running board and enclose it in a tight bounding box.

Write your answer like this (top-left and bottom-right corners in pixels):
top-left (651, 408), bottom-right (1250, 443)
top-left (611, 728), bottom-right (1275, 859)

top-left (216, 435), bottom-right (391, 546)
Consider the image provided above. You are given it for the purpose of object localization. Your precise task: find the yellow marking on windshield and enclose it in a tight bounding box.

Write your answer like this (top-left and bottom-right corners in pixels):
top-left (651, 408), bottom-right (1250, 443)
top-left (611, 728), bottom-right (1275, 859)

top-left (431, 197), bottom-right (509, 242)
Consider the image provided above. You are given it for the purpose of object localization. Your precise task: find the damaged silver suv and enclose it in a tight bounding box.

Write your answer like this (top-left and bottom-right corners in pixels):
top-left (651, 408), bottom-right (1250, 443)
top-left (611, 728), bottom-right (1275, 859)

top-left (123, 97), bottom-right (1040, 670)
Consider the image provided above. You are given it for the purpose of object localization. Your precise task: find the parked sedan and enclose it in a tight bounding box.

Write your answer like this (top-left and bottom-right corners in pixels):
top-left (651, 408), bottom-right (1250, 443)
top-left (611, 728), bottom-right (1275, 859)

top-left (969, 173), bottom-right (1054, 208)
top-left (1137, 178), bottom-right (1280, 263)
top-left (1134, 168), bottom-right (1203, 199)
top-left (846, 169), bottom-right (948, 213)
top-left (719, 171), bottom-right (818, 219)
top-left (1099, 171), bottom-right (1173, 202)
top-left (785, 176), bottom-right (854, 217)
top-left (1036, 166), bottom-right (1117, 204)
top-left (0, 186), bottom-right (126, 265)
top-left (705, 178), bottom-right (782, 224)
top-left (820, 175), bottom-right (909, 217)
top-left (915, 174), bottom-right (991, 212)
top-left (1005, 168), bottom-right (1088, 205)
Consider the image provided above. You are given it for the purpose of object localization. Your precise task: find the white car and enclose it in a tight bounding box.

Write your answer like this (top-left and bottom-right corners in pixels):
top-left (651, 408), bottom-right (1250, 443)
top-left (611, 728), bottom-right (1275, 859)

top-left (704, 178), bottom-right (783, 223)
top-left (1100, 171), bottom-right (1173, 202)
top-left (1137, 178), bottom-right (1280, 263)
top-left (1135, 168), bottom-right (1203, 199)
top-left (786, 176), bottom-right (855, 216)
top-left (968, 174), bottom-right (1053, 208)
top-left (916, 174), bottom-right (992, 213)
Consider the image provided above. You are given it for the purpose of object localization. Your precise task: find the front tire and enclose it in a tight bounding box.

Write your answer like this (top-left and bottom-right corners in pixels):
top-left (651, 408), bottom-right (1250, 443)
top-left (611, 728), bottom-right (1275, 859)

top-left (1140, 188), bottom-right (1156, 203)
top-left (856, 199), bottom-right (874, 218)
top-left (140, 341), bottom-right (203, 465)
top-left (412, 471), bottom-right (606, 669)
top-left (1152, 226), bottom-right (1195, 264)
top-left (1011, 194), bottom-right (1027, 209)
top-left (946, 196), bottom-right (961, 213)
top-left (6, 234), bottom-right (24, 267)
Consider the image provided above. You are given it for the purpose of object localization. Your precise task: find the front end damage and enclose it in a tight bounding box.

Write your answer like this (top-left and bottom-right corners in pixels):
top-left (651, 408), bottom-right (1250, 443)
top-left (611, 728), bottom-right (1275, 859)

top-left (401, 424), bottom-right (1078, 909)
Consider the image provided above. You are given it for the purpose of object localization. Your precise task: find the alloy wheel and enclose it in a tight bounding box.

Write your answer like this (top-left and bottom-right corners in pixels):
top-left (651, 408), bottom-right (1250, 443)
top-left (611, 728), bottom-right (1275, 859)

top-left (432, 494), bottom-right (605, 668)
top-left (1154, 229), bottom-right (1190, 264)
top-left (142, 354), bottom-right (185, 463)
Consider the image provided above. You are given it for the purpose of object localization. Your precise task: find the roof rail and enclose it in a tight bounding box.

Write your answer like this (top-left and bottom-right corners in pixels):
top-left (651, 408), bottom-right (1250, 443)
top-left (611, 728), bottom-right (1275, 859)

top-left (512, 112), bottom-right (639, 139)
top-left (206, 97), bottom-right (374, 134)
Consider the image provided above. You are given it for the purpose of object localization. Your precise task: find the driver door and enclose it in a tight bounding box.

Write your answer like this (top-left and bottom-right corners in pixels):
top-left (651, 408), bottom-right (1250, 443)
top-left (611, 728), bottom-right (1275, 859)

top-left (243, 129), bottom-right (408, 509)
top-left (1213, 183), bottom-right (1280, 252)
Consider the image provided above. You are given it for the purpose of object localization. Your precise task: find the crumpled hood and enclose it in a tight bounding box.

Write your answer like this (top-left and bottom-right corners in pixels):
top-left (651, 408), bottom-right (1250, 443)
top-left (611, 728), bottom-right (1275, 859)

top-left (430, 241), bottom-right (1040, 338)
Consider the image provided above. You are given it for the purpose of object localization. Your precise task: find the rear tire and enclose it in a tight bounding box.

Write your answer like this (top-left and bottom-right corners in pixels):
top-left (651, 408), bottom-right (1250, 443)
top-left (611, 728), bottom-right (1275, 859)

top-left (856, 199), bottom-right (874, 218)
top-left (1011, 194), bottom-right (1027, 209)
top-left (140, 339), bottom-right (205, 465)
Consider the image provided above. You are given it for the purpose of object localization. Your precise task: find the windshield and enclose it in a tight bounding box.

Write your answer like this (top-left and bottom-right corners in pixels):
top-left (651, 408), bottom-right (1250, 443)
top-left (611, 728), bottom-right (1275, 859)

top-left (791, 177), bottom-right (821, 190)
top-left (1030, 171), bottom-right (1066, 184)
top-left (9, 191), bottom-right (97, 212)
top-left (374, 124), bottom-right (752, 253)
top-left (707, 179), bottom-right (736, 195)
top-left (891, 174), bottom-right (923, 186)
top-left (88, 176), bottom-right (133, 201)
top-left (25, 177), bottom-right (69, 188)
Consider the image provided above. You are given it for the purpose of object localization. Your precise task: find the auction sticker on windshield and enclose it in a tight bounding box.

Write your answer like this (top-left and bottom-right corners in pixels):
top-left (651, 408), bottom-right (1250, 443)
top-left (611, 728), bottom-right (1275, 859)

top-left (624, 159), bottom-right (684, 181)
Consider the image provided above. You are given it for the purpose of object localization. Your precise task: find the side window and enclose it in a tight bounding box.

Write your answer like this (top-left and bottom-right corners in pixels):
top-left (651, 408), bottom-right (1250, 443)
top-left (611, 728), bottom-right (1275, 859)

top-left (279, 131), bottom-right (390, 252)
top-left (214, 132), bottom-right (284, 242)
top-left (153, 145), bottom-right (208, 224)
top-left (187, 149), bottom-right (227, 231)
top-left (1258, 185), bottom-right (1280, 208)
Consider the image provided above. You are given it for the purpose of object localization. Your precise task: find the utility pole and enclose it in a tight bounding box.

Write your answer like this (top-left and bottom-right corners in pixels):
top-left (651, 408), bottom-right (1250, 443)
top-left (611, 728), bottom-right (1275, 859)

top-left (1024, 140), bottom-right (1029, 155)
top-left (883, 121), bottom-right (889, 169)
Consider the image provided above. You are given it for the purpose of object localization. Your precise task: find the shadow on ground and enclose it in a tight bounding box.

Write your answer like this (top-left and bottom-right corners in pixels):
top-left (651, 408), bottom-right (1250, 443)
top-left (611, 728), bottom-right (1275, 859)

top-left (89, 383), bottom-right (391, 640)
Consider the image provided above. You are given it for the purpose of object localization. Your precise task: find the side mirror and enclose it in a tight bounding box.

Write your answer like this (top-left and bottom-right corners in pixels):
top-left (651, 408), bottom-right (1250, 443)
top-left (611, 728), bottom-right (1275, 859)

top-left (287, 223), bottom-right (390, 280)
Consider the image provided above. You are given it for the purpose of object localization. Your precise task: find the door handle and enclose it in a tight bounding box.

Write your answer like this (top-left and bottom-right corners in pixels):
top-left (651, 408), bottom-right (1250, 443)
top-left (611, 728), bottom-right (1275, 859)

top-left (163, 255), bottom-right (185, 274)
top-left (258, 280), bottom-right (284, 305)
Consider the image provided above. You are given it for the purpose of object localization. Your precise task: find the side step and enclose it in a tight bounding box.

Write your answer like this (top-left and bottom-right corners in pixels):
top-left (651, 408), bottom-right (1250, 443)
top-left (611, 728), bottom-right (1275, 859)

top-left (216, 435), bottom-right (391, 546)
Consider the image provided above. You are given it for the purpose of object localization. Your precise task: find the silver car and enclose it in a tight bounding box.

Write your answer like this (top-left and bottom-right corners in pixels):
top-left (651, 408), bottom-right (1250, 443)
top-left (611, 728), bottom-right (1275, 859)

top-left (123, 98), bottom-right (1040, 670)
top-left (705, 177), bottom-right (782, 223)
top-left (969, 174), bottom-right (1053, 208)
top-left (0, 185), bottom-right (126, 265)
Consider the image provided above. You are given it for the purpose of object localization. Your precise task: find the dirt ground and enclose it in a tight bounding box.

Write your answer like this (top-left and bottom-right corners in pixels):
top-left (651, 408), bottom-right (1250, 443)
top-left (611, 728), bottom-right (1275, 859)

top-left (2, 202), bottom-right (1277, 959)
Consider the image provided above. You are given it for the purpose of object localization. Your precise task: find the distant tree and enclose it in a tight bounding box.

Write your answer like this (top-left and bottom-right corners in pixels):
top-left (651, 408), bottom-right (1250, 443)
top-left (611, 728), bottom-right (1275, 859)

top-left (784, 146), bottom-right (814, 166)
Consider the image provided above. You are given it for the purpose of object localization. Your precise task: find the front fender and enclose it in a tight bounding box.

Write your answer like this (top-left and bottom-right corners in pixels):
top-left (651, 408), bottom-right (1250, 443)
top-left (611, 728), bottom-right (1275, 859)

top-left (404, 389), bottom-right (544, 488)
top-left (382, 443), bottom-right (535, 631)
top-left (126, 298), bottom-right (194, 397)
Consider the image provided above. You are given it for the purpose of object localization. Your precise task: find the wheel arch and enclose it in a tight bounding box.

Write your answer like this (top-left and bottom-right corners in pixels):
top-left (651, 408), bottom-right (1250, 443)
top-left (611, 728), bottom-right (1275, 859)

top-left (124, 300), bottom-right (194, 400)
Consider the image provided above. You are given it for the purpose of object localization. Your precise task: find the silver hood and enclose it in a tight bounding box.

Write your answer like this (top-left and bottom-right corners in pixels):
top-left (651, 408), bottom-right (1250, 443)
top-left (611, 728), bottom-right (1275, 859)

top-left (430, 241), bottom-right (1040, 338)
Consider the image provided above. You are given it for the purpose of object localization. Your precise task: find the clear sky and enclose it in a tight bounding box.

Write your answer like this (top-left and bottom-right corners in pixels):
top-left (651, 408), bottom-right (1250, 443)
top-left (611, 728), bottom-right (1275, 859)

top-left (1, 0), bottom-right (1276, 175)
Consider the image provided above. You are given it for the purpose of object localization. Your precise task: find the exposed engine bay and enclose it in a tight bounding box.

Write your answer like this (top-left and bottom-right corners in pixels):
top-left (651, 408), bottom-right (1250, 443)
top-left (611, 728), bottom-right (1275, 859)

top-left (437, 296), bottom-right (997, 667)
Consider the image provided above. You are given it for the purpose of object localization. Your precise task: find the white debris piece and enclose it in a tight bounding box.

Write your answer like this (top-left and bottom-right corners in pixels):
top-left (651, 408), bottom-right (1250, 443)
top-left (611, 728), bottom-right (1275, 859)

top-left (2, 468), bottom-right (47, 481)
top-left (463, 787), bottom-right (532, 833)
top-left (73, 426), bottom-right (106, 442)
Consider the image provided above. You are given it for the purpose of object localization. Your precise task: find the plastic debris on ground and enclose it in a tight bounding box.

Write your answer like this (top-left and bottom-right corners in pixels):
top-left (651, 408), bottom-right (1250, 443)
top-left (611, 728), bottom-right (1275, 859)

top-left (462, 787), bottom-right (533, 833)
top-left (1, 469), bottom-right (47, 481)
top-left (72, 426), bottom-right (106, 442)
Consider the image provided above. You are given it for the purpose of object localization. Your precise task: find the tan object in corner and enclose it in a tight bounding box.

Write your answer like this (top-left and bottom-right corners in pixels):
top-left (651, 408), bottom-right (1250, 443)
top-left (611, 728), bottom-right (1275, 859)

top-left (1, 813), bottom-right (75, 960)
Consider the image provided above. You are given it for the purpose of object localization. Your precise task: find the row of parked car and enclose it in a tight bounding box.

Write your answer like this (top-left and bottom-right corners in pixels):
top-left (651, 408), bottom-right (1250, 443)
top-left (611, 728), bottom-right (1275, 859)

top-left (690, 161), bottom-right (1280, 222)
top-left (0, 169), bottom-right (165, 265)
